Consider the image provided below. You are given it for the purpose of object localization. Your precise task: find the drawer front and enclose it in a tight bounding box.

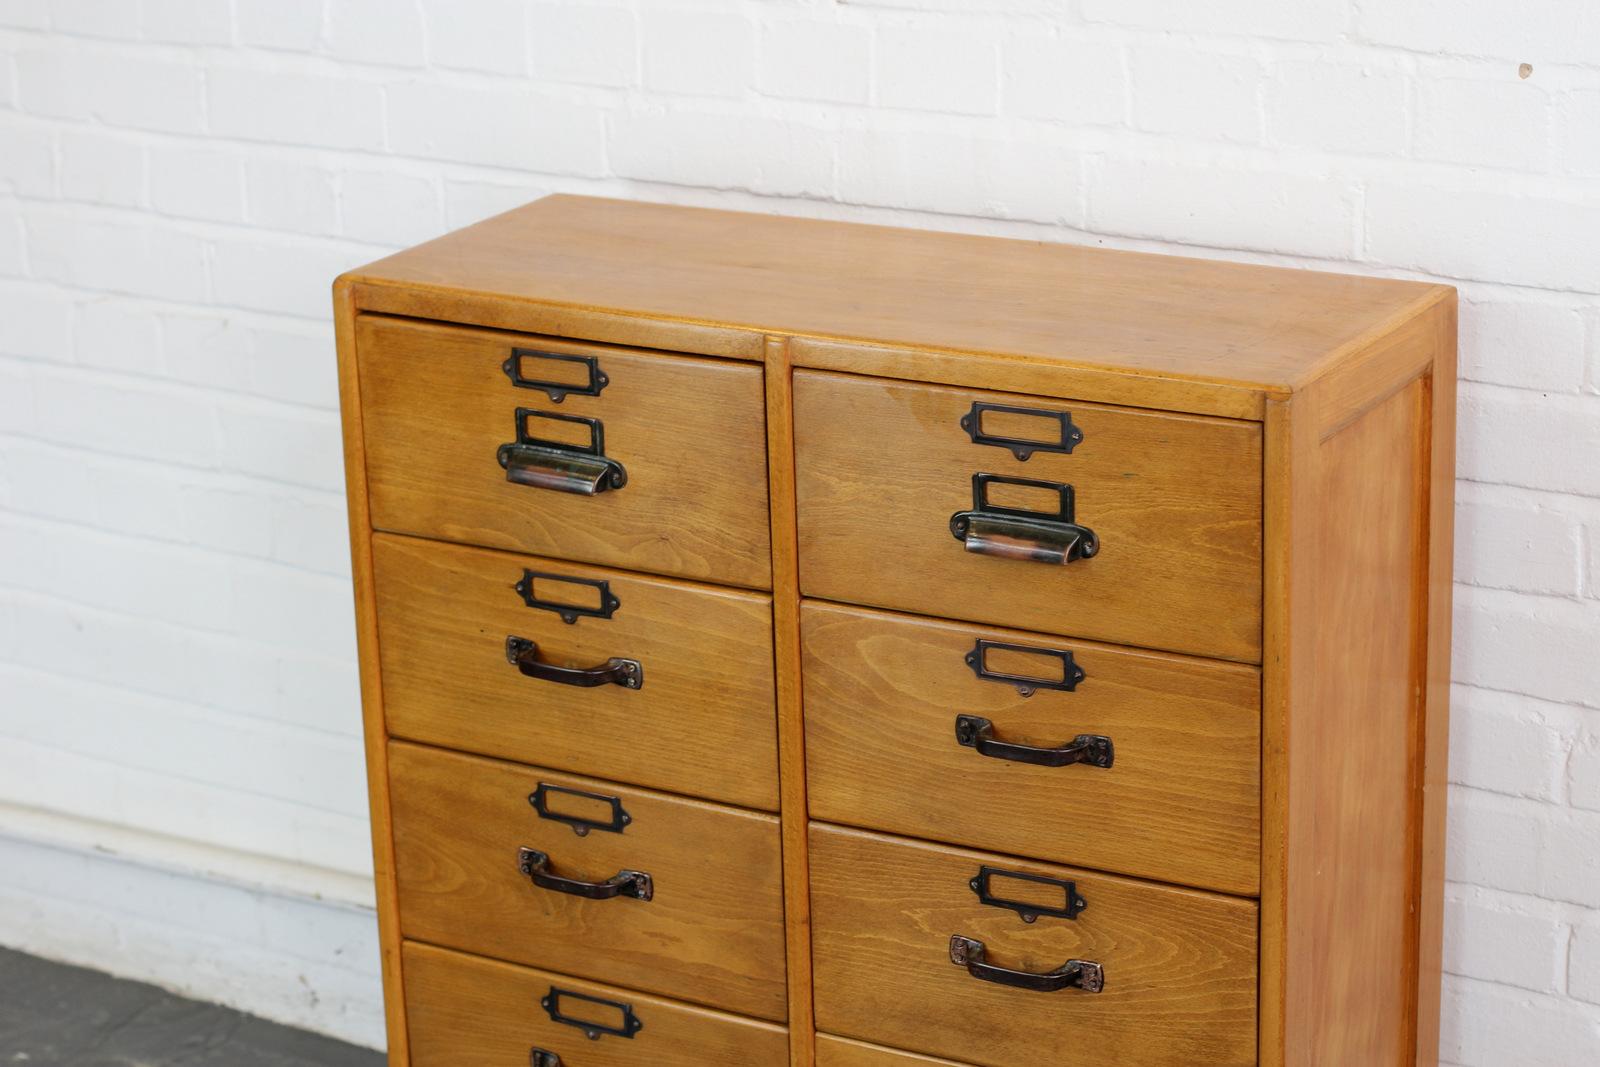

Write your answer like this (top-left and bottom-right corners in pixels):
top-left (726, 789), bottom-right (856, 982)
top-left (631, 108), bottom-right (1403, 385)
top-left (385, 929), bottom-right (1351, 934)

top-left (819, 1035), bottom-right (975, 1067)
top-left (803, 602), bottom-right (1260, 895)
top-left (389, 743), bottom-right (788, 1022)
top-left (358, 314), bottom-right (772, 588)
top-left (810, 824), bottom-right (1257, 1067)
top-left (374, 533), bottom-right (778, 810)
top-left (404, 942), bottom-right (788, 1067)
top-left (793, 370), bottom-right (1262, 662)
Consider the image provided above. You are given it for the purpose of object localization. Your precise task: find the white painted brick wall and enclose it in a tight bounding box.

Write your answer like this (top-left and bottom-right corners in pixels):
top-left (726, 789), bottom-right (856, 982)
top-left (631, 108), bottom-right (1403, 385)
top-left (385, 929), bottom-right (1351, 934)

top-left (0, 1), bottom-right (1596, 1060)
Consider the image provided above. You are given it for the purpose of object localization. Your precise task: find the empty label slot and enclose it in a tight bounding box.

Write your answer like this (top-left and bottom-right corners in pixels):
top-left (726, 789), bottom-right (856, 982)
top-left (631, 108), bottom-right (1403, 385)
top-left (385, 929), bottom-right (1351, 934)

top-left (523, 411), bottom-right (597, 449)
top-left (981, 645), bottom-right (1072, 687)
top-left (986, 870), bottom-right (1073, 914)
top-left (513, 351), bottom-right (593, 388)
top-left (981, 407), bottom-right (1064, 444)
top-left (529, 575), bottom-right (605, 613)
top-left (984, 479), bottom-right (1062, 514)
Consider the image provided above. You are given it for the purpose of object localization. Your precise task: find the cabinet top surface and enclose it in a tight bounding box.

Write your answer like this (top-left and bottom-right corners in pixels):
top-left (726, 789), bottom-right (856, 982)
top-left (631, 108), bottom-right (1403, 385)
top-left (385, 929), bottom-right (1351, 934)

top-left (348, 194), bottom-right (1450, 392)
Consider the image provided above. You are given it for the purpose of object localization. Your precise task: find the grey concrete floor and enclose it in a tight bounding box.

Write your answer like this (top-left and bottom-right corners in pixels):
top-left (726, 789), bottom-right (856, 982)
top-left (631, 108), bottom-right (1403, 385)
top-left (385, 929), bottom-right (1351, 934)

top-left (0, 948), bottom-right (383, 1067)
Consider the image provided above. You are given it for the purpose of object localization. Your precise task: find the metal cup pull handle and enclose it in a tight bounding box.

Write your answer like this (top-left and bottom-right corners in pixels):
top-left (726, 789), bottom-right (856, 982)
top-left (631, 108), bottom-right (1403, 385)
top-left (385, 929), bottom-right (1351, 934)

top-left (519, 847), bottom-right (653, 901)
top-left (949, 474), bottom-right (1098, 565)
top-left (499, 443), bottom-right (627, 494)
top-left (949, 935), bottom-right (1104, 994)
top-left (506, 636), bottom-right (643, 690)
top-left (955, 715), bottom-right (1113, 768)
top-left (530, 1050), bottom-right (563, 1067)
top-left (497, 408), bottom-right (627, 495)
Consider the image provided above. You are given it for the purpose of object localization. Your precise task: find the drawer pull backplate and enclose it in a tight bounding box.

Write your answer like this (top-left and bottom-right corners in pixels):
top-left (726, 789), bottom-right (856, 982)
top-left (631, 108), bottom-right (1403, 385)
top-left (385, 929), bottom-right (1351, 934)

top-left (540, 986), bottom-right (644, 1040)
top-left (948, 474), bottom-right (1098, 565)
top-left (497, 408), bottom-right (627, 495)
top-left (955, 715), bottom-right (1114, 769)
top-left (506, 635), bottom-right (643, 690)
top-left (519, 847), bottom-right (653, 902)
top-left (949, 935), bottom-right (1104, 994)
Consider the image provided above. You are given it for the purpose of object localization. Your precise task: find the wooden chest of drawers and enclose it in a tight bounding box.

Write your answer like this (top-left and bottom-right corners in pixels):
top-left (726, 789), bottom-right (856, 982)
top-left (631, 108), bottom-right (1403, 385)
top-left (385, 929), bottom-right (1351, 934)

top-left (334, 195), bottom-right (1455, 1067)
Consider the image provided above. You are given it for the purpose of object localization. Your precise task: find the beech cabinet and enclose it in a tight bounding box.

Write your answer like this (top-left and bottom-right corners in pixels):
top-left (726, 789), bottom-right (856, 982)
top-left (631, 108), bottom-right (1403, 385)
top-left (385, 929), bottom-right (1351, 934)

top-left (335, 194), bottom-right (1456, 1067)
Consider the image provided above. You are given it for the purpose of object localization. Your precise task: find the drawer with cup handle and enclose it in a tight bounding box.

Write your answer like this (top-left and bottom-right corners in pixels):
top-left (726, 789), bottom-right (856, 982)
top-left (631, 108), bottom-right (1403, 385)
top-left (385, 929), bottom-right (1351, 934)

top-left (793, 370), bottom-right (1263, 662)
top-left (357, 314), bottom-right (772, 588)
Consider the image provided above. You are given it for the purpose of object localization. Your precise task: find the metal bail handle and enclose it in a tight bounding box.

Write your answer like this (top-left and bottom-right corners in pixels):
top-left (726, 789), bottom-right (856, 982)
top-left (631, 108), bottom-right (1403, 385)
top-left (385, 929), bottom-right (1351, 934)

top-left (519, 847), bottom-right (654, 901)
top-left (948, 473), bottom-right (1098, 565)
top-left (948, 935), bottom-right (1105, 994)
top-left (955, 715), bottom-right (1114, 769)
top-left (506, 636), bottom-right (643, 690)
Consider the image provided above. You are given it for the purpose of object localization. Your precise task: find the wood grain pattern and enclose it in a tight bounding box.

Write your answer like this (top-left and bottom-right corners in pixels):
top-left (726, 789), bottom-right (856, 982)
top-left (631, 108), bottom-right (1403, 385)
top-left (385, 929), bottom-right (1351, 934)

top-left (389, 742), bottom-right (787, 1022)
top-left (346, 194), bottom-right (1446, 400)
top-left (357, 313), bottom-right (772, 588)
top-left (787, 336), bottom-right (1269, 421)
top-left (1293, 380), bottom-right (1423, 1064)
top-left (817, 1035), bottom-right (975, 1067)
top-left (802, 601), bottom-right (1260, 895)
top-left (763, 337), bottom-right (817, 1067)
top-left (372, 532), bottom-right (778, 810)
top-left (809, 825), bottom-right (1258, 1067)
top-left (332, 276), bottom-right (410, 1066)
top-left (793, 370), bottom-right (1263, 662)
top-left (403, 941), bottom-right (788, 1067)
top-left (1262, 294), bottom-right (1454, 1067)
top-left (1306, 292), bottom-right (1446, 441)
top-left (351, 278), bottom-right (768, 362)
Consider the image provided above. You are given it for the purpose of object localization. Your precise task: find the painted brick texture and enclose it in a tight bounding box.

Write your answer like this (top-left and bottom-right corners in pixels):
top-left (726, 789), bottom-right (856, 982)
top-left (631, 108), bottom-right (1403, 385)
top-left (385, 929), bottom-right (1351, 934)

top-left (0, 0), bottom-right (1597, 1059)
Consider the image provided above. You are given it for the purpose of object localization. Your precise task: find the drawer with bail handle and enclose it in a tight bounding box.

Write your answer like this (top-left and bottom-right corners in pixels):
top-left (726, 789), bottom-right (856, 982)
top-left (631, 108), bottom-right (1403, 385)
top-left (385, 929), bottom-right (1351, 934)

top-left (403, 942), bottom-right (789, 1067)
top-left (809, 824), bottom-right (1257, 1067)
top-left (389, 743), bottom-right (788, 1023)
top-left (372, 532), bottom-right (779, 811)
top-left (802, 601), bottom-right (1261, 896)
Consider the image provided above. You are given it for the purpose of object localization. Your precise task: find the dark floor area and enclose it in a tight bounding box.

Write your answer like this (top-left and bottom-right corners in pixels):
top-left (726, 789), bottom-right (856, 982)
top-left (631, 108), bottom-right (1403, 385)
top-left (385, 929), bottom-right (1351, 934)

top-left (0, 948), bottom-right (384, 1067)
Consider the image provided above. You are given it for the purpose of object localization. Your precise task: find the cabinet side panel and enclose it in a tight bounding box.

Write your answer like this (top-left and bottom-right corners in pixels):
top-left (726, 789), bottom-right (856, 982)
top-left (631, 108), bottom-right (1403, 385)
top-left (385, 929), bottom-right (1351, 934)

top-left (1259, 397), bottom-right (1293, 1067)
top-left (1413, 301), bottom-right (1457, 1067)
top-left (1270, 296), bottom-right (1453, 1067)
top-left (1281, 373), bottom-right (1438, 1066)
top-left (335, 278), bottom-right (410, 1063)
top-left (1305, 378), bottom-right (1424, 1063)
